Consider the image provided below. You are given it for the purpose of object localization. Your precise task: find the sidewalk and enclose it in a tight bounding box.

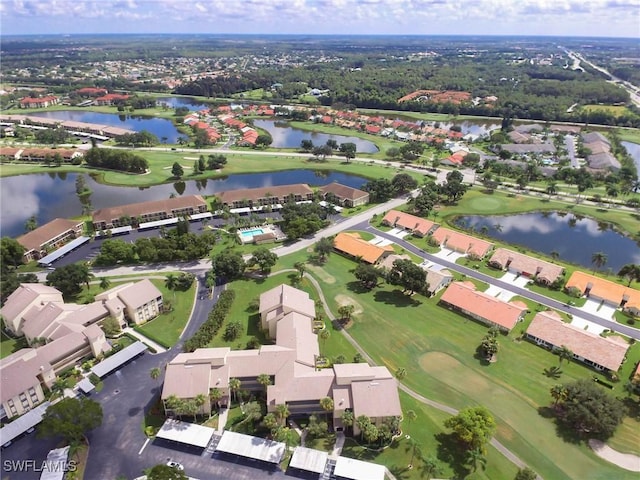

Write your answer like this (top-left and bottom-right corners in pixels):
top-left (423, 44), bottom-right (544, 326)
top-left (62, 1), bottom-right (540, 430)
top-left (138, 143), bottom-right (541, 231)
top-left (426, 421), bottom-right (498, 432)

top-left (122, 327), bottom-right (168, 353)
top-left (328, 432), bottom-right (345, 460)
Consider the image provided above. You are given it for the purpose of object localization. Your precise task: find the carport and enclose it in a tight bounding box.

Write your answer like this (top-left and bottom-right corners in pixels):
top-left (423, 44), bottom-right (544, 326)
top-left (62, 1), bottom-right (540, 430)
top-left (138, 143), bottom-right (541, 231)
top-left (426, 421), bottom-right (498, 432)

top-left (334, 456), bottom-right (386, 480)
top-left (288, 446), bottom-right (328, 474)
top-left (215, 430), bottom-right (285, 464)
top-left (77, 378), bottom-right (95, 394)
top-left (90, 341), bottom-right (147, 378)
top-left (40, 446), bottom-right (70, 480)
top-left (138, 218), bottom-right (179, 230)
top-left (156, 419), bottom-right (215, 450)
top-left (37, 237), bottom-right (90, 266)
top-left (0, 401), bottom-right (50, 446)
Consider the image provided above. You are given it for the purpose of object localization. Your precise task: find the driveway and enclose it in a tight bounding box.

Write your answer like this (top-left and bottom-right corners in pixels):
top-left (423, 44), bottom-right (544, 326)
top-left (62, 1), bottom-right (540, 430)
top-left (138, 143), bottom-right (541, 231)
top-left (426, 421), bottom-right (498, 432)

top-left (432, 247), bottom-right (466, 262)
top-left (570, 316), bottom-right (609, 335)
top-left (579, 298), bottom-right (617, 320)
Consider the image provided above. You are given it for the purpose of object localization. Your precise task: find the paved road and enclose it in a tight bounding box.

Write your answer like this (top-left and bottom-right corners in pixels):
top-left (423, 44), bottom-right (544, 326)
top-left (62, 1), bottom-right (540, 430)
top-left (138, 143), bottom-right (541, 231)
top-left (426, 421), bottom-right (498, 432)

top-left (355, 220), bottom-right (640, 341)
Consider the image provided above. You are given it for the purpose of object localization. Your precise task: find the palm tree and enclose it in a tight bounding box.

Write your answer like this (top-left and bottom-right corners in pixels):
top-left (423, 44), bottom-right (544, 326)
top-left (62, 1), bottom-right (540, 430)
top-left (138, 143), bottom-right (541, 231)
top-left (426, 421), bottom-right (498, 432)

top-left (395, 367), bottom-right (407, 380)
top-left (337, 304), bottom-right (355, 321)
top-left (417, 454), bottom-right (440, 480)
top-left (149, 367), bottom-right (161, 384)
top-left (341, 410), bottom-right (354, 433)
top-left (193, 394), bottom-right (207, 420)
top-left (617, 264), bottom-right (640, 287)
top-left (99, 277), bottom-right (111, 290)
top-left (209, 388), bottom-right (222, 410)
top-left (319, 396), bottom-right (334, 422)
top-left (550, 384), bottom-right (567, 407)
top-left (546, 181), bottom-right (557, 198)
top-left (465, 447), bottom-right (487, 472)
top-left (229, 378), bottom-right (241, 404)
top-left (407, 438), bottom-right (422, 468)
top-left (405, 409), bottom-right (417, 428)
top-left (294, 262), bottom-right (306, 279)
top-left (320, 329), bottom-right (330, 354)
top-left (550, 250), bottom-right (560, 261)
top-left (493, 223), bottom-right (503, 233)
top-left (165, 273), bottom-right (178, 301)
top-left (591, 251), bottom-right (608, 272)
top-left (257, 374), bottom-right (271, 393)
top-left (543, 366), bottom-right (563, 379)
top-left (275, 403), bottom-right (290, 426)
top-left (557, 345), bottom-right (573, 364)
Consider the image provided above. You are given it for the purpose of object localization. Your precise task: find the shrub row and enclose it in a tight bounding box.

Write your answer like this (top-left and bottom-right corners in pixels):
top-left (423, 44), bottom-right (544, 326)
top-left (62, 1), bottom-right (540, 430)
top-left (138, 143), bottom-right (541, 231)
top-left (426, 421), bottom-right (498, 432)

top-left (183, 289), bottom-right (236, 352)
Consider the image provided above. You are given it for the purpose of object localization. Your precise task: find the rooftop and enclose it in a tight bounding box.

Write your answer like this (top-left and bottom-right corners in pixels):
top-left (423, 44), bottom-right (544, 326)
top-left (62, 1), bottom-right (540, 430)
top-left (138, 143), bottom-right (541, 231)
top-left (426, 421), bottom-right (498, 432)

top-left (17, 218), bottom-right (82, 252)
top-left (334, 232), bottom-right (392, 264)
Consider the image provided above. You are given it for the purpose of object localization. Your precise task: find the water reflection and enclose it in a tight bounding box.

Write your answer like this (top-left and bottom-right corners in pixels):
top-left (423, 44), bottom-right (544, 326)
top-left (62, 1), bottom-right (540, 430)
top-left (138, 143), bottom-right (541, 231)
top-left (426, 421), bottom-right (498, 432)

top-left (0, 170), bottom-right (369, 237)
top-left (456, 211), bottom-right (640, 271)
top-left (253, 119), bottom-right (379, 153)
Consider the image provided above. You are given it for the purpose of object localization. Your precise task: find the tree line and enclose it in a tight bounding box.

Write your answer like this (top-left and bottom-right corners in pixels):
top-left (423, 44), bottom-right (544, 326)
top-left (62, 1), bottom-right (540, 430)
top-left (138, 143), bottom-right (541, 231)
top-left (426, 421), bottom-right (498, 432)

top-left (84, 147), bottom-right (148, 173)
top-left (183, 289), bottom-right (236, 352)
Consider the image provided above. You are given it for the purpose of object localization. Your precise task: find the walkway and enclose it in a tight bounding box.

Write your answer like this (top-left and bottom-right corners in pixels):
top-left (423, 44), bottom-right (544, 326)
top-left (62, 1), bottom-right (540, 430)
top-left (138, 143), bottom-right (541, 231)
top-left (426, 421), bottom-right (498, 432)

top-left (329, 432), bottom-right (345, 460)
top-left (122, 327), bottom-right (167, 353)
top-left (302, 273), bottom-right (535, 475)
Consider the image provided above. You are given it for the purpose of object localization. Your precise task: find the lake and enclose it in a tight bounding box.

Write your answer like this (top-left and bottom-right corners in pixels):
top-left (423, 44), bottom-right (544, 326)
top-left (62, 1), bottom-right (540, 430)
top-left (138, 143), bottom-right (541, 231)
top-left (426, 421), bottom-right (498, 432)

top-left (622, 141), bottom-right (640, 172)
top-left (253, 119), bottom-right (379, 153)
top-left (156, 96), bottom-right (211, 111)
top-left (455, 211), bottom-right (640, 271)
top-left (27, 110), bottom-right (185, 143)
top-left (0, 170), bottom-right (368, 238)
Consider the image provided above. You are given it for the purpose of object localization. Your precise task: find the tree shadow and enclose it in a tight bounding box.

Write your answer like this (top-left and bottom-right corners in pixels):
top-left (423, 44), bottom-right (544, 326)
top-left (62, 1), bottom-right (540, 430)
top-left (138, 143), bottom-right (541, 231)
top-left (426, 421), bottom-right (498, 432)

top-left (373, 290), bottom-right (422, 307)
top-left (537, 406), bottom-right (582, 444)
top-left (346, 281), bottom-right (372, 295)
top-left (621, 397), bottom-right (640, 421)
top-left (434, 432), bottom-right (470, 479)
top-left (246, 314), bottom-right (269, 344)
top-left (473, 345), bottom-right (491, 366)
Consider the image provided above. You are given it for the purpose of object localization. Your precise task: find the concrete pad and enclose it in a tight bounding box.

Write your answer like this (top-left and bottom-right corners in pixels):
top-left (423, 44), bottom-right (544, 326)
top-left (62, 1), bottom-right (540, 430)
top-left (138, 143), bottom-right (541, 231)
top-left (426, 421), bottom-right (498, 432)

top-left (500, 271), bottom-right (531, 288)
top-left (377, 239), bottom-right (394, 247)
top-left (433, 248), bottom-right (466, 262)
top-left (570, 316), bottom-right (608, 335)
top-left (579, 299), bottom-right (616, 319)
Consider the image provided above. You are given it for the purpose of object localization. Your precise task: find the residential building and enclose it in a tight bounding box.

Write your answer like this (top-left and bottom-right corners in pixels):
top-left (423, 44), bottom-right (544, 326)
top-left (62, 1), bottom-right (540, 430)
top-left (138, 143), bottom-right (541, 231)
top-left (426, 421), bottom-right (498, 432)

top-left (526, 311), bottom-right (629, 372)
top-left (565, 271), bottom-right (640, 316)
top-left (17, 218), bottom-right (84, 263)
top-left (586, 152), bottom-right (621, 172)
top-left (1, 284), bottom-right (64, 336)
top-left (333, 232), bottom-right (393, 264)
top-left (216, 184), bottom-right (314, 209)
top-left (382, 210), bottom-right (438, 237)
top-left (95, 279), bottom-right (163, 325)
top-left (439, 281), bottom-right (528, 332)
top-left (488, 248), bottom-right (564, 285)
top-left (161, 285), bottom-right (402, 427)
top-left (424, 267), bottom-right (454, 296)
top-left (430, 227), bottom-right (493, 258)
top-left (92, 195), bottom-right (208, 230)
top-left (501, 143), bottom-right (556, 155)
top-left (19, 96), bottom-right (59, 109)
top-left (75, 87), bottom-right (108, 97)
top-left (94, 93), bottom-right (130, 106)
top-left (318, 182), bottom-right (369, 207)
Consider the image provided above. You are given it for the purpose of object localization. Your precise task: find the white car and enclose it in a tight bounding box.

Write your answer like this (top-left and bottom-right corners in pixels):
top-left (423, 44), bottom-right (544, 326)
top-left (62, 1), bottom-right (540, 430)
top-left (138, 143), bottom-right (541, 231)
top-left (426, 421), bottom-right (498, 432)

top-left (166, 460), bottom-right (184, 471)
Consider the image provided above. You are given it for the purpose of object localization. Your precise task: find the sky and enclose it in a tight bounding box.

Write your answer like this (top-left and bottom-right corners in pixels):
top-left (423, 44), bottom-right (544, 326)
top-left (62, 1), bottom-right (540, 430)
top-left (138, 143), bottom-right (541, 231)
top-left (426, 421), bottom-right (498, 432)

top-left (1, 0), bottom-right (639, 38)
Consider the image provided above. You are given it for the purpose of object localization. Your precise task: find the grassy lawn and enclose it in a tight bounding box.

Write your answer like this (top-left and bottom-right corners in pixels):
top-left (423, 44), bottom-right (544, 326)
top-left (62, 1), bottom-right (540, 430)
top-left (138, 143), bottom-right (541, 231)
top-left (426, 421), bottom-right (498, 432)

top-left (0, 331), bottom-right (27, 359)
top-left (299, 251), bottom-right (639, 480)
top-left (136, 279), bottom-right (196, 347)
top-left (581, 105), bottom-right (636, 117)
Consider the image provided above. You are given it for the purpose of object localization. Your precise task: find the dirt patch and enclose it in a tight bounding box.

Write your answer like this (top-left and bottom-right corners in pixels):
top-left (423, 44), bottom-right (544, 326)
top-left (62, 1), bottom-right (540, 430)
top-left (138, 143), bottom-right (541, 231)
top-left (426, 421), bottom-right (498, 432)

top-left (334, 294), bottom-right (363, 315)
top-left (307, 264), bottom-right (335, 284)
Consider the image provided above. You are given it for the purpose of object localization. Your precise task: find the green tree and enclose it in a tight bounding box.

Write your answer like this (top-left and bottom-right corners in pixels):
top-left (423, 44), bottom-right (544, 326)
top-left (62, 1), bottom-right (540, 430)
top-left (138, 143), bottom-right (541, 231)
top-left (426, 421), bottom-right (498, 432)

top-left (341, 410), bottom-right (354, 432)
top-left (147, 464), bottom-right (188, 480)
top-left (223, 321), bottom-right (243, 341)
top-left (443, 406), bottom-right (496, 453)
top-left (211, 250), bottom-right (246, 280)
top-left (465, 447), bottom-right (487, 472)
top-left (46, 263), bottom-right (93, 297)
top-left (294, 261), bottom-right (306, 279)
top-left (301, 139), bottom-right (314, 152)
top-left (275, 403), bottom-right (290, 426)
top-left (395, 367), bottom-right (407, 380)
top-left (249, 248), bottom-right (278, 274)
top-left (320, 329), bottom-right (330, 353)
top-left (171, 162), bottom-right (184, 179)
top-left (553, 379), bottom-right (626, 439)
top-left (1, 237), bottom-right (26, 271)
top-left (339, 142), bottom-right (357, 162)
top-left (550, 384), bottom-right (567, 407)
top-left (263, 412), bottom-right (278, 432)
top-left (337, 304), bottom-right (355, 321)
top-left (24, 215), bottom-right (38, 233)
top-left (405, 409), bottom-right (417, 427)
top-left (99, 277), bottom-right (111, 290)
top-left (353, 263), bottom-right (379, 290)
top-left (392, 173), bottom-right (418, 194)
top-left (617, 264), bottom-right (640, 286)
top-left (591, 251), bottom-right (608, 272)
top-left (387, 259), bottom-right (427, 295)
top-left (229, 378), bottom-right (241, 404)
top-left (101, 316), bottom-right (121, 336)
top-left (150, 367), bottom-right (161, 383)
top-left (38, 397), bottom-right (103, 444)
top-left (319, 396), bottom-right (334, 422)
top-left (557, 345), bottom-right (574, 364)
top-left (255, 134), bottom-right (272, 147)
top-left (209, 387), bottom-right (222, 408)
top-left (515, 467), bottom-right (538, 480)
top-left (314, 237), bottom-right (334, 263)
top-left (257, 373), bottom-right (272, 392)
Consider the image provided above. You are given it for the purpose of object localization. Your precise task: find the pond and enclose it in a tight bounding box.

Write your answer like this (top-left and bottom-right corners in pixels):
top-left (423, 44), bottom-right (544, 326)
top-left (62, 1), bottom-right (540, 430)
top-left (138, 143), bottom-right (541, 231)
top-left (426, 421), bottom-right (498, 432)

top-left (253, 119), bottom-right (379, 153)
top-left (455, 211), bottom-right (640, 271)
top-left (155, 96), bottom-right (211, 111)
top-left (0, 170), bottom-right (369, 238)
top-left (26, 110), bottom-right (185, 143)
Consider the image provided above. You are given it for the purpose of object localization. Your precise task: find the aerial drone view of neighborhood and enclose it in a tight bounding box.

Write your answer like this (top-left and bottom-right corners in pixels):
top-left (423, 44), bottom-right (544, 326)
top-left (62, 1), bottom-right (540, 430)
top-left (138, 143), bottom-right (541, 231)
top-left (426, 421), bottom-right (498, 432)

top-left (0, 1), bottom-right (639, 480)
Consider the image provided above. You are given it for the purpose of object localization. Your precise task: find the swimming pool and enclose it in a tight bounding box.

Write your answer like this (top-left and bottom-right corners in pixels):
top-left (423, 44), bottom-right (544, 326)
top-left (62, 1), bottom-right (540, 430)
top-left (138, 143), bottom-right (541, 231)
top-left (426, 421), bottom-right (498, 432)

top-left (240, 228), bottom-right (265, 238)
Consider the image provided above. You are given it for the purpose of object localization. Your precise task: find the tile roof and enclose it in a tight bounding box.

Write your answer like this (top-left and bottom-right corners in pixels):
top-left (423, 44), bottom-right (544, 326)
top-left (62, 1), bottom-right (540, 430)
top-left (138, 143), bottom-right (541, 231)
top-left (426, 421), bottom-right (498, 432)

top-left (334, 232), bottom-right (392, 264)
top-left (440, 281), bottom-right (528, 331)
top-left (527, 311), bottom-right (629, 371)
top-left (489, 248), bottom-right (564, 284)
top-left (351, 377), bottom-right (402, 418)
top-left (0, 349), bottom-right (52, 403)
top-left (318, 182), bottom-right (369, 202)
top-left (566, 271), bottom-right (640, 311)
top-left (217, 184), bottom-right (313, 204)
top-left (382, 210), bottom-right (437, 236)
top-left (115, 279), bottom-right (162, 310)
top-left (93, 195), bottom-right (207, 224)
top-left (17, 218), bottom-right (83, 252)
top-left (431, 227), bottom-right (493, 258)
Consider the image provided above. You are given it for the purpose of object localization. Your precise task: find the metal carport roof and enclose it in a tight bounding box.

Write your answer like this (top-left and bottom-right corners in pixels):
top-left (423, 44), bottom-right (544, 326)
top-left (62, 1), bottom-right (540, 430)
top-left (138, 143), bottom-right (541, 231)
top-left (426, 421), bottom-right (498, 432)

top-left (156, 419), bottom-right (215, 449)
top-left (0, 401), bottom-right (50, 445)
top-left (289, 446), bottom-right (328, 474)
top-left (37, 237), bottom-right (90, 266)
top-left (90, 341), bottom-right (146, 378)
top-left (334, 456), bottom-right (386, 480)
top-left (215, 430), bottom-right (285, 464)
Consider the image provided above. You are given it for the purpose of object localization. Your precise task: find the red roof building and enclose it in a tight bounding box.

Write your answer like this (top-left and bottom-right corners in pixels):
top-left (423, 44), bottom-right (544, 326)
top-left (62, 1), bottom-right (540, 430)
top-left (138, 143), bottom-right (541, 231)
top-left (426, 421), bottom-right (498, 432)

top-left (75, 87), bottom-right (108, 97)
top-left (19, 96), bottom-right (59, 109)
top-left (365, 125), bottom-right (381, 135)
top-left (95, 94), bottom-right (130, 106)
